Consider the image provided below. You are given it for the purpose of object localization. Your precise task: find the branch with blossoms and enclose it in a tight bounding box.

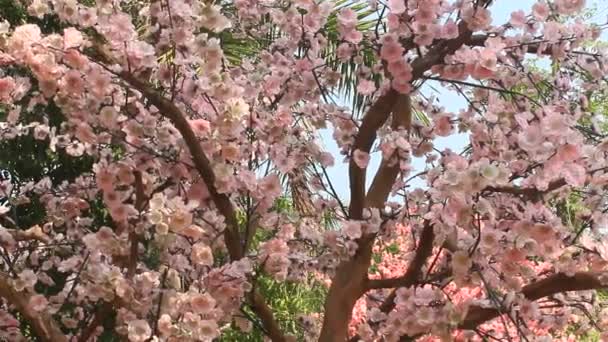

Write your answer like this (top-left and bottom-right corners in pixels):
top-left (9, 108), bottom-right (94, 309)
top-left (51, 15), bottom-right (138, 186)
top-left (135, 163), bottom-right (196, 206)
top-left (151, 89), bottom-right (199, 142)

top-left (460, 272), bottom-right (608, 330)
top-left (0, 272), bottom-right (66, 342)
top-left (320, 3), bottom-right (493, 340)
top-left (366, 221), bottom-right (434, 290)
top-left (85, 41), bottom-right (287, 341)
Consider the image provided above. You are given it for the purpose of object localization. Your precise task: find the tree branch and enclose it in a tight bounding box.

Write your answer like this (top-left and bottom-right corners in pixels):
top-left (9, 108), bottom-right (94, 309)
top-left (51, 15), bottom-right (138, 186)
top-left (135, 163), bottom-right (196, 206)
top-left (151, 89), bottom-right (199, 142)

top-left (116, 72), bottom-right (245, 260)
top-left (367, 221), bottom-right (435, 290)
top-left (365, 95), bottom-right (412, 209)
top-left (348, 89), bottom-right (400, 219)
top-left (0, 273), bottom-right (67, 342)
top-left (460, 272), bottom-right (607, 330)
top-left (484, 179), bottom-right (567, 201)
top-left (78, 302), bottom-right (112, 342)
top-left (322, 11), bottom-right (489, 341)
top-left (87, 44), bottom-right (286, 342)
top-left (2, 225), bottom-right (50, 243)
top-left (467, 34), bottom-right (602, 57)
top-left (348, 222), bottom-right (436, 342)
top-left (127, 170), bottom-right (146, 278)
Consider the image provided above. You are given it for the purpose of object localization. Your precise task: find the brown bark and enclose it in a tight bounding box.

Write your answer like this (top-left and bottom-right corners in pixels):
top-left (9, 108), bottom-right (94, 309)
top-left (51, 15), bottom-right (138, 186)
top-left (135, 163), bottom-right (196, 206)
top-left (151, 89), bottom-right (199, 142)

top-left (348, 223), bottom-right (435, 342)
top-left (0, 273), bottom-right (67, 342)
top-left (367, 222), bottom-right (434, 291)
top-left (319, 236), bottom-right (376, 342)
top-left (365, 95), bottom-right (412, 208)
top-left (127, 170), bottom-right (146, 278)
top-left (78, 302), bottom-right (113, 342)
top-left (347, 90), bottom-right (402, 220)
top-left (319, 91), bottom-right (406, 341)
top-left (460, 272), bottom-right (606, 330)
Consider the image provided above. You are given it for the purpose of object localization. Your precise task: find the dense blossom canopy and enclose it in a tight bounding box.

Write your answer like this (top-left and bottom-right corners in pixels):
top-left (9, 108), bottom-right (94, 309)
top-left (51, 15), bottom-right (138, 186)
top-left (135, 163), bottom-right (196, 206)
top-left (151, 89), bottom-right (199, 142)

top-left (0, 0), bottom-right (608, 341)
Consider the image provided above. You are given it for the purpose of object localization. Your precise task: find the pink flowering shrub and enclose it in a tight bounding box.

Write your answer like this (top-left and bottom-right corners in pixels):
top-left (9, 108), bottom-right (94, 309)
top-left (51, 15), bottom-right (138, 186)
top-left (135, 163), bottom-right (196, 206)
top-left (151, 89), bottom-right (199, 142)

top-left (0, 0), bottom-right (607, 341)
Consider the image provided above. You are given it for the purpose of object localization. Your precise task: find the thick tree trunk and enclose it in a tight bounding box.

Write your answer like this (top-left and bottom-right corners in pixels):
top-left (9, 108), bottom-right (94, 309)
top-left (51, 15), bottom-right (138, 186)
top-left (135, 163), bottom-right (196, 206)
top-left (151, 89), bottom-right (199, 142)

top-left (318, 238), bottom-right (373, 341)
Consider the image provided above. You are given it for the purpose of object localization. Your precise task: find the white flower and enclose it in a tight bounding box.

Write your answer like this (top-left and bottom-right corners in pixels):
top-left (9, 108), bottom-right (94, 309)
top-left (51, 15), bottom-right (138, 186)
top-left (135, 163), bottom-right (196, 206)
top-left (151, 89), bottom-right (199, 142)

top-left (148, 210), bottom-right (164, 225)
top-left (127, 320), bottom-right (151, 342)
top-left (0, 20), bottom-right (10, 35)
top-left (225, 98), bottom-right (249, 121)
top-left (0, 201), bottom-right (9, 215)
top-left (480, 163), bottom-right (499, 181)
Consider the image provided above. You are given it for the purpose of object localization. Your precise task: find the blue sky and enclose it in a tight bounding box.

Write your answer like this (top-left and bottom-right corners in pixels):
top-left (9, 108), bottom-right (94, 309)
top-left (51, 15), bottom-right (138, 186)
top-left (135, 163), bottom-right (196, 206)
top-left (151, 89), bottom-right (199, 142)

top-left (319, 0), bottom-right (607, 200)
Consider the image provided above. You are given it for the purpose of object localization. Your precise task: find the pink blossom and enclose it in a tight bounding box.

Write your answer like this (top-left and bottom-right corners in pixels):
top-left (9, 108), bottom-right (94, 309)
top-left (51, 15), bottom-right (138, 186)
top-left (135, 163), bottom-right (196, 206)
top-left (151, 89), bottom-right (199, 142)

top-left (7, 24), bottom-right (41, 55)
top-left (191, 243), bottom-right (214, 266)
top-left (342, 221), bottom-right (362, 239)
top-left (337, 43), bottom-right (354, 62)
top-left (198, 320), bottom-right (219, 340)
top-left (29, 294), bottom-right (48, 312)
top-left (0, 2), bottom-right (606, 341)
top-left (127, 320), bottom-right (151, 342)
top-left (462, 5), bottom-right (492, 31)
top-left (356, 79), bottom-right (376, 95)
top-left (433, 114), bottom-right (453, 137)
top-left (234, 316), bottom-right (252, 332)
top-left (190, 293), bottom-right (216, 314)
top-left (157, 314), bottom-right (173, 336)
top-left (95, 168), bottom-right (115, 192)
top-left (353, 149), bottom-right (370, 168)
top-left (28, 0), bottom-right (50, 18)
top-left (109, 203), bottom-right (136, 222)
top-left (392, 78), bottom-right (412, 94)
top-left (387, 59), bottom-right (413, 80)
top-left (556, 143), bottom-right (581, 162)
top-left (61, 70), bottom-right (84, 95)
top-left (79, 7), bottom-right (97, 27)
top-left (479, 48), bottom-right (498, 70)
top-left (388, 0), bottom-right (406, 14)
top-left (562, 163), bottom-right (586, 187)
top-left (170, 209), bottom-right (193, 233)
top-left (532, 1), bottom-right (550, 20)
top-left (518, 124), bottom-right (544, 152)
top-left (380, 38), bottom-right (405, 62)
top-left (337, 8), bottom-right (357, 28)
top-left (510, 10), bottom-right (527, 29)
top-left (0, 77), bottom-right (16, 103)
top-left (555, 0), bottom-right (586, 15)
top-left (14, 270), bottom-right (37, 291)
top-left (63, 27), bottom-right (83, 49)
top-left (259, 174), bottom-right (282, 200)
top-left (441, 19), bottom-right (459, 39)
top-left (33, 124), bottom-right (50, 140)
top-left (543, 22), bottom-right (562, 42)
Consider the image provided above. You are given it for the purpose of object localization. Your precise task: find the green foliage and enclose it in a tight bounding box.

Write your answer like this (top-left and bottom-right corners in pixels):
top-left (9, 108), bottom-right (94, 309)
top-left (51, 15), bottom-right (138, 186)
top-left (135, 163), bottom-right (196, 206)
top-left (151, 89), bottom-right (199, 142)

top-left (0, 0), bottom-right (28, 26)
top-left (324, 0), bottom-right (380, 114)
top-left (385, 242), bottom-right (399, 255)
top-left (0, 0), bottom-right (63, 33)
top-left (221, 276), bottom-right (327, 341)
top-left (554, 192), bottom-right (585, 232)
top-left (220, 196), bottom-right (329, 340)
top-left (0, 100), bottom-right (95, 229)
top-left (565, 323), bottom-right (601, 342)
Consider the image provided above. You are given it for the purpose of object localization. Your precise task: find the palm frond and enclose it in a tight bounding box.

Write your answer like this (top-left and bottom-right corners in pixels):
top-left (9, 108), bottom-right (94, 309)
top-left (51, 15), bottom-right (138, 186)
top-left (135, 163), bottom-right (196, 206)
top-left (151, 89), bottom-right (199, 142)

top-left (322, 0), bottom-right (383, 115)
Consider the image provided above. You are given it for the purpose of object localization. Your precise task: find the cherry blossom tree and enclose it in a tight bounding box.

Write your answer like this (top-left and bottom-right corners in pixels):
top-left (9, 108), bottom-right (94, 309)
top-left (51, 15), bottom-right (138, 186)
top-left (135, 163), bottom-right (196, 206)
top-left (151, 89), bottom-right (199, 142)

top-left (1, 0), bottom-right (608, 341)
